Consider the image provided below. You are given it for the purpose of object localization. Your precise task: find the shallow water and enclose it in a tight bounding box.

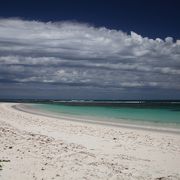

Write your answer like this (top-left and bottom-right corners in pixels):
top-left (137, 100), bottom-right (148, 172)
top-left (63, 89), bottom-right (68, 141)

top-left (33, 102), bottom-right (180, 128)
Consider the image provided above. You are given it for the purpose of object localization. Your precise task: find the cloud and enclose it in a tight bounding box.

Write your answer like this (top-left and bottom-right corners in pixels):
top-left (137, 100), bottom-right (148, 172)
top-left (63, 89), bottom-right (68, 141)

top-left (0, 18), bottom-right (180, 97)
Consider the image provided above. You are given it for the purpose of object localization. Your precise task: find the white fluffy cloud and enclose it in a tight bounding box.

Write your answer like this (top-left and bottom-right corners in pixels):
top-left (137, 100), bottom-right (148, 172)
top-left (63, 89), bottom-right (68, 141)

top-left (0, 18), bottom-right (180, 93)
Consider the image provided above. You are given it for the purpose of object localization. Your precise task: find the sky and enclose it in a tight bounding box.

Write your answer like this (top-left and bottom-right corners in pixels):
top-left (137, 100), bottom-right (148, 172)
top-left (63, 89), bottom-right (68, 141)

top-left (0, 0), bottom-right (180, 100)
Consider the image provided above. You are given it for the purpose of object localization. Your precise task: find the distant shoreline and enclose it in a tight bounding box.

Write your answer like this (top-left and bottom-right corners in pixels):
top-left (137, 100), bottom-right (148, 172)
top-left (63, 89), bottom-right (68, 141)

top-left (1, 99), bottom-right (180, 105)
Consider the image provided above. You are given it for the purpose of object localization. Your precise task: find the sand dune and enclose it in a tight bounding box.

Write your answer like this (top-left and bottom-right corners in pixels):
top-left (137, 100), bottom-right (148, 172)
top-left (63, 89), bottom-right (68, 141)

top-left (0, 103), bottom-right (180, 180)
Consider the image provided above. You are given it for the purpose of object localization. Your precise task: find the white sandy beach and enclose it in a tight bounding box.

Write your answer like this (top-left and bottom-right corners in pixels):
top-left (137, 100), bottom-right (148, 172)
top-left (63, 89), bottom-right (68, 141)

top-left (0, 103), bottom-right (180, 180)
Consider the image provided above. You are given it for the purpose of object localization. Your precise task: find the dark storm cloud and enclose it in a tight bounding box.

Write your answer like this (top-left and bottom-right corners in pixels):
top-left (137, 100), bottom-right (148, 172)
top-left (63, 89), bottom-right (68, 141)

top-left (0, 18), bottom-right (180, 92)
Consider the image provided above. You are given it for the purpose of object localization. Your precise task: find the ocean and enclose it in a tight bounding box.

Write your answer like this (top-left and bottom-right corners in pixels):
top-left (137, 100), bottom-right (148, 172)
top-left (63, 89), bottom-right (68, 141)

top-left (32, 101), bottom-right (180, 128)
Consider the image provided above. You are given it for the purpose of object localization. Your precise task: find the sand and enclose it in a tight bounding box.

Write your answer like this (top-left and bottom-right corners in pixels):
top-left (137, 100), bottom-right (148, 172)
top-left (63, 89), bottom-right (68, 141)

top-left (0, 103), bottom-right (180, 180)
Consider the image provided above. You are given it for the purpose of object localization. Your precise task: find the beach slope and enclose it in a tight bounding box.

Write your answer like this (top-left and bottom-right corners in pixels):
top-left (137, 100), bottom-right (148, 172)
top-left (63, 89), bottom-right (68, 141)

top-left (0, 103), bottom-right (180, 180)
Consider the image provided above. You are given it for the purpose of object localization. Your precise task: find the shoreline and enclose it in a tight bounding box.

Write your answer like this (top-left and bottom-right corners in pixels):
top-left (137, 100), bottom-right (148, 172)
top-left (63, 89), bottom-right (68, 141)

top-left (0, 103), bottom-right (180, 179)
top-left (15, 103), bottom-right (180, 135)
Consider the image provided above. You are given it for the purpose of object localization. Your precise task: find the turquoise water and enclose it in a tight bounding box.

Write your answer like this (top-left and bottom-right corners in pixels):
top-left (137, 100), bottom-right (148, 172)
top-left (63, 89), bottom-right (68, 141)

top-left (33, 103), bottom-right (180, 128)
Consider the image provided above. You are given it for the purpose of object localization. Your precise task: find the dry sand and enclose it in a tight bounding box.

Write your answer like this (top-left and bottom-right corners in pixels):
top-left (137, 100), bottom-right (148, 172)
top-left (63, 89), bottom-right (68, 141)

top-left (0, 103), bottom-right (180, 180)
